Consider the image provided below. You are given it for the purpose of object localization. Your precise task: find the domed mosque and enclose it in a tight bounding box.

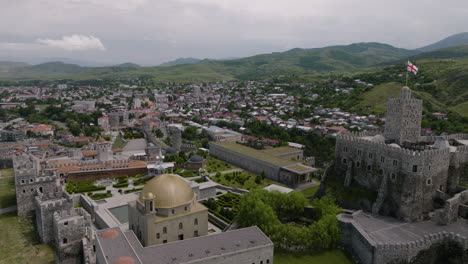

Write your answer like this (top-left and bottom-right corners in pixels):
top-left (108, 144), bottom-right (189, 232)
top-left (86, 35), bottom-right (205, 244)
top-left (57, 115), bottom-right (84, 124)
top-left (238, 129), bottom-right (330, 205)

top-left (128, 174), bottom-right (208, 246)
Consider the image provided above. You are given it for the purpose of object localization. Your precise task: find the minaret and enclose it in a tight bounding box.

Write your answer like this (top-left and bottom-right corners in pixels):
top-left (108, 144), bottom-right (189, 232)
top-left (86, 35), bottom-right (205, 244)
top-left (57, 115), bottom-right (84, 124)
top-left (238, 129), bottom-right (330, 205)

top-left (383, 86), bottom-right (423, 145)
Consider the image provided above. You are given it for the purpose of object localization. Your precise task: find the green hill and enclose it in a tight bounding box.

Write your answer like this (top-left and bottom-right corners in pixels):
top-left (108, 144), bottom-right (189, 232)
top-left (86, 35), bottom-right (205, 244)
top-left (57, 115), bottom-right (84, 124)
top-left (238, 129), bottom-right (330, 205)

top-left (0, 42), bottom-right (417, 81)
top-left (346, 58), bottom-right (468, 117)
top-left (0, 61), bottom-right (30, 72)
top-left (2, 61), bottom-right (88, 79)
top-left (159, 57), bottom-right (203, 66)
top-left (418, 32), bottom-right (468, 52)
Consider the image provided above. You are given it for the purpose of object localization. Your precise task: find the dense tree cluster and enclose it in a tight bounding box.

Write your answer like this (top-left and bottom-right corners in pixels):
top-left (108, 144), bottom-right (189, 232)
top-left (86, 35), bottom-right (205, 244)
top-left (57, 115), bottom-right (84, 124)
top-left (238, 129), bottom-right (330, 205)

top-left (237, 190), bottom-right (341, 251)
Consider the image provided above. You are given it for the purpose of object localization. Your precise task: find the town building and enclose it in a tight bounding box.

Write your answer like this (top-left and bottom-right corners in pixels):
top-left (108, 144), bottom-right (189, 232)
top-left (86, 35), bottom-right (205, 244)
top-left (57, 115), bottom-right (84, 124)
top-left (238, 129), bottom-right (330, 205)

top-left (210, 141), bottom-right (317, 186)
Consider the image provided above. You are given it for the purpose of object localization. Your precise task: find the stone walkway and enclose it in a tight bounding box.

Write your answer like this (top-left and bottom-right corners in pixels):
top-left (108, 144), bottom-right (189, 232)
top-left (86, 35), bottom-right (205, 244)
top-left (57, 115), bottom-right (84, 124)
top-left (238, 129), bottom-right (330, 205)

top-left (344, 211), bottom-right (468, 244)
top-left (0, 205), bottom-right (17, 215)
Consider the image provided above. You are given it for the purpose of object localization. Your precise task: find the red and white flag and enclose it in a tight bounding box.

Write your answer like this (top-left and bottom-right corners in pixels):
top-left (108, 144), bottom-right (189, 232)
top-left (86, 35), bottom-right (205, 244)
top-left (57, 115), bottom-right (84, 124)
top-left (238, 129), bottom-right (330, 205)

top-left (407, 60), bottom-right (418, 75)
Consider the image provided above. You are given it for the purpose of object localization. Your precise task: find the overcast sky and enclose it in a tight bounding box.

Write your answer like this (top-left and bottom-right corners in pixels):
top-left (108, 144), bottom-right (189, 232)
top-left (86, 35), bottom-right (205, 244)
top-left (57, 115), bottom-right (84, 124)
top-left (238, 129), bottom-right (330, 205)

top-left (1, 0), bottom-right (467, 66)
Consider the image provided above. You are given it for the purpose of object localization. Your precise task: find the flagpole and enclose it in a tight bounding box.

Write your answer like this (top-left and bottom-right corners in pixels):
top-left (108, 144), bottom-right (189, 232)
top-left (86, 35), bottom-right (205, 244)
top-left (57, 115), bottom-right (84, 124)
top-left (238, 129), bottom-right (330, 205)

top-left (406, 68), bottom-right (409, 86)
top-left (405, 60), bottom-right (409, 87)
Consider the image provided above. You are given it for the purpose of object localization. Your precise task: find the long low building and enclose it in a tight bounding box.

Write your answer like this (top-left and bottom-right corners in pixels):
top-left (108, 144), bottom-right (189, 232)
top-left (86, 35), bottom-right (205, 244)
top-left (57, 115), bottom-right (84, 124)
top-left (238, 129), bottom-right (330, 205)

top-left (96, 226), bottom-right (274, 264)
top-left (209, 141), bottom-right (316, 187)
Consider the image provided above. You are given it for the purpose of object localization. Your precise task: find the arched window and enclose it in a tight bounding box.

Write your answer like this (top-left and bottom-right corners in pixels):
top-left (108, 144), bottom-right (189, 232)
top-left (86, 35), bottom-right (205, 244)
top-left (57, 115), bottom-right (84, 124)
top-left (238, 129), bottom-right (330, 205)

top-left (194, 218), bottom-right (198, 225)
top-left (179, 223), bottom-right (183, 230)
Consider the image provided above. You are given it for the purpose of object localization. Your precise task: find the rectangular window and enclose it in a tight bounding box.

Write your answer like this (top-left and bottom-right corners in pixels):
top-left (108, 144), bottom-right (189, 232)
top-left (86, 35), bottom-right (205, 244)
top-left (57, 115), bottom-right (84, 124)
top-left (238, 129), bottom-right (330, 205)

top-left (357, 149), bottom-right (362, 156)
top-left (380, 156), bottom-right (385, 163)
top-left (412, 165), bottom-right (418, 173)
top-left (393, 160), bottom-right (398, 166)
top-left (368, 153), bottom-right (373, 159)
top-left (156, 233), bottom-right (160, 239)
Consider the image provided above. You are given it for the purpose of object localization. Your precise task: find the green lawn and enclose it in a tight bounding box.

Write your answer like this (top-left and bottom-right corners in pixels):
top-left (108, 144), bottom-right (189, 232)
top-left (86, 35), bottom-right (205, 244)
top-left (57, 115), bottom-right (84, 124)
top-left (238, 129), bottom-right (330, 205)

top-left (206, 156), bottom-right (235, 173)
top-left (0, 169), bottom-right (16, 209)
top-left (300, 185), bottom-right (320, 197)
top-left (210, 170), bottom-right (282, 190)
top-left (112, 136), bottom-right (126, 149)
top-left (0, 168), bottom-right (14, 177)
top-left (274, 249), bottom-right (354, 264)
top-left (0, 213), bottom-right (55, 264)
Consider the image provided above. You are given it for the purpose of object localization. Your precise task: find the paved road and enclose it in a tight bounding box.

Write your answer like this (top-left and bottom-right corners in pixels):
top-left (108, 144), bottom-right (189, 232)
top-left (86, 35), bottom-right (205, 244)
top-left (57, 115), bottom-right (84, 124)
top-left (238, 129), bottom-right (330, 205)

top-left (0, 205), bottom-right (17, 215)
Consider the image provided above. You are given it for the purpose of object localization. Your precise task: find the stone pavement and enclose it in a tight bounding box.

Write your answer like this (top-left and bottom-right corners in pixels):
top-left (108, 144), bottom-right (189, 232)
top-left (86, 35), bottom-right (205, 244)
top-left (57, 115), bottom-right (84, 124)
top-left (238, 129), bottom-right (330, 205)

top-left (350, 212), bottom-right (468, 244)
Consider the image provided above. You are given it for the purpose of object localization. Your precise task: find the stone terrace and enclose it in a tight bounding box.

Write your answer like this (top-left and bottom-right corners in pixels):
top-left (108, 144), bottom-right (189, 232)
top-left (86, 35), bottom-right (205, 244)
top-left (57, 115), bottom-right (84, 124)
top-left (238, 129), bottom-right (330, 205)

top-left (346, 212), bottom-right (468, 244)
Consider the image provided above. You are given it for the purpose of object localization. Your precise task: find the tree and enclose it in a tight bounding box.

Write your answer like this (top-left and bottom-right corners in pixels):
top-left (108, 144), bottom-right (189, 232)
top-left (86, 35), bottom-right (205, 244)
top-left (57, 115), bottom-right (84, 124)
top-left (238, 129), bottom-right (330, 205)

top-left (155, 129), bottom-right (164, 138)
top-left (237, 192), bottom-right (279, 235)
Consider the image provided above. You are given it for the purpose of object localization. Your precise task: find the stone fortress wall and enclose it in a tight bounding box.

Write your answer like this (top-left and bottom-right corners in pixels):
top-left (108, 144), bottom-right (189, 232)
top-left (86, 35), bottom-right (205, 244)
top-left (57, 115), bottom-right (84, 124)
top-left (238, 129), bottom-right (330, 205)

top-left (335, 131), bottom-right (452, 221)
top-left (339, 211), bottom-right (468, 264)
top-left (53, 207), bottom-right (92, 264)
top-left (14, 154), bottom-right (60, 216)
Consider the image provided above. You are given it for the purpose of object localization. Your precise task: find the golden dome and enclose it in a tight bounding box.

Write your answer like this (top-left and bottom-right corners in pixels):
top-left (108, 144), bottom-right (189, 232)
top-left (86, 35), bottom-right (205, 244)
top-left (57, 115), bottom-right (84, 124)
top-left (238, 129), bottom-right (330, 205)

top-left (138, 174), bottom-right (194, 208)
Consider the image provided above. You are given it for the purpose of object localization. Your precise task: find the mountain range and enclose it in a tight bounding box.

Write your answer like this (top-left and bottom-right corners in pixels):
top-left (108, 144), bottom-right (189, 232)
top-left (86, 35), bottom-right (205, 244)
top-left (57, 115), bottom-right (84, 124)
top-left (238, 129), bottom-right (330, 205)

top-left (1, 32), bottom-right (468, 81)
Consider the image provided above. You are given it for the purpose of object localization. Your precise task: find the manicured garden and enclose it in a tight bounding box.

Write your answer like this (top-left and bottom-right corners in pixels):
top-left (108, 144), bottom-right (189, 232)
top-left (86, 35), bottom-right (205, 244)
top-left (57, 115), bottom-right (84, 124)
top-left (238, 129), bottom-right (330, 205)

top-left (0, 168), bottom-right (16, 209)
top-left (89, 191), bottom-right (112, 200)
top-left (112, 177), bottom-right (129, 188)
top-left (210, 170), bottom-right (281, 190)
top-left (65, 180), bottom-right (105, 194)
top-left (133, 176), bottom-right (153, 186)
top-left (205, 156), bottom-right (235, 173)
top-left (124, 187), bottom-right (143, 194)
top-left (201, 193), bottom-right (240, 223)
top-left (0, 213), bottom-right (55, 264)
top-left (274, 249), bottom-right (354, 264)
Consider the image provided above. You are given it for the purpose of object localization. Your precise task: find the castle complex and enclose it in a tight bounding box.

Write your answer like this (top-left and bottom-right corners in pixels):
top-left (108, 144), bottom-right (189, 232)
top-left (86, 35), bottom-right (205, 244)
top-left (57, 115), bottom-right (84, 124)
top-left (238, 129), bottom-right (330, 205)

top-left (12, 142), bottom-right (273, 264)
top-left (335, 87), bottom-right (468, 263)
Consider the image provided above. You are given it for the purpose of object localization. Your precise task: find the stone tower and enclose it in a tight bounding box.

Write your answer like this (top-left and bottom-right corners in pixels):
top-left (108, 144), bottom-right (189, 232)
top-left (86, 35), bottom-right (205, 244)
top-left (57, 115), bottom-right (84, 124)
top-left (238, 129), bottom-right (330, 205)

top-left (14, 154), bottom-right (59, 216)
top-left (384, 86), bottom-right (422, 145)
top-left (96, 138), bottom-right (109, 162)
top-left (53, 208), bottom-right (92, 264)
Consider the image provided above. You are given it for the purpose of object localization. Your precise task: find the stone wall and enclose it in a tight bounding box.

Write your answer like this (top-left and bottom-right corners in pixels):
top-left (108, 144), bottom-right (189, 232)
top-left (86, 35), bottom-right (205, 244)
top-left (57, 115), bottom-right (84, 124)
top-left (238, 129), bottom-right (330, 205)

top-left (53, 207), bottom-right (92, 264)
top-left (66, 166), bottom-right (147, 182)
top-left (338, 212), bottom-right (468, 264)
top-left (35, 191), bottom-right (74, 243)
top-left (14, 154), bottom-right (60, 216)
top-left (434, 189), bottom-right (468, 225)
top-left (335, 132), bottom-right (451, 221)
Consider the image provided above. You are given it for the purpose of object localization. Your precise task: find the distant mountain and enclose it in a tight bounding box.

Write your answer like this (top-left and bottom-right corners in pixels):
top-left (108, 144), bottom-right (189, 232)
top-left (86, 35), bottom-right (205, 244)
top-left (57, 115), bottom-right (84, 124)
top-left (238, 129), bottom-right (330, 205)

top-left (0, 61), bottom-right (88, 79)
top-left (418, 32), bottom-right (468, 52)
top-left (160, 58), bottom-right (203, 66)
top-left (0, 42), bottom-right (419, 81)
top-left (0, 61), bottom-right (30, 72)
top-left (113, 62), bottom-right (140, 68)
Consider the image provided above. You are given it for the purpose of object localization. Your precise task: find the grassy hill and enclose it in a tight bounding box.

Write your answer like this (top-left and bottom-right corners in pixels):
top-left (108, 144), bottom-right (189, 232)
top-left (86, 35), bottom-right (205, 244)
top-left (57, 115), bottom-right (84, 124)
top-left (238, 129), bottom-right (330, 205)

top-left (0, 61), bottom-right (30, 73)
top-left (418, 32), bottom-right (468, 52)
top-left (345, 58), bottom-right (468, 117)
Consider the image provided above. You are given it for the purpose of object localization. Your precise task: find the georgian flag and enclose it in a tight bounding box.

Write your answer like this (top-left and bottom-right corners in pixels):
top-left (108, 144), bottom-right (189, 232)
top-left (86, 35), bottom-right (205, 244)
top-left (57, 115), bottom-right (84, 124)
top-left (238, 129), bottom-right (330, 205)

top-left (407, 61), bottom-right (419, 75)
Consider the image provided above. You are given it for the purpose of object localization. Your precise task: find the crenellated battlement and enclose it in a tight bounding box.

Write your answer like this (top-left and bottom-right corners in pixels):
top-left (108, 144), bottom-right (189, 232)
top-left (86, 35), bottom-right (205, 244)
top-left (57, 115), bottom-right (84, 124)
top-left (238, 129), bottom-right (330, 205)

top-left (374, 231), bottom-right (468, 251)
top-left (337, 133), bottom-right (450, 158)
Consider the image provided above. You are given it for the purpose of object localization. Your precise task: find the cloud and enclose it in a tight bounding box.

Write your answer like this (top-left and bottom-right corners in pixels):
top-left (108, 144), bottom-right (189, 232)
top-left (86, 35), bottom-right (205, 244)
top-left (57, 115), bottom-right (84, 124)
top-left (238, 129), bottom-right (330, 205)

top-left (35, 35), bottom-right (105, 51)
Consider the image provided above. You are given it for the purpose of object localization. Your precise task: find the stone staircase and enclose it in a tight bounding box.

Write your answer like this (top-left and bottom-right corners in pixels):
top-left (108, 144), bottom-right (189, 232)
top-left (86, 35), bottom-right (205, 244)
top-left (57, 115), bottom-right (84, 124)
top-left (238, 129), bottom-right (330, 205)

top-left (372, 173), bottom-right (388, 215)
